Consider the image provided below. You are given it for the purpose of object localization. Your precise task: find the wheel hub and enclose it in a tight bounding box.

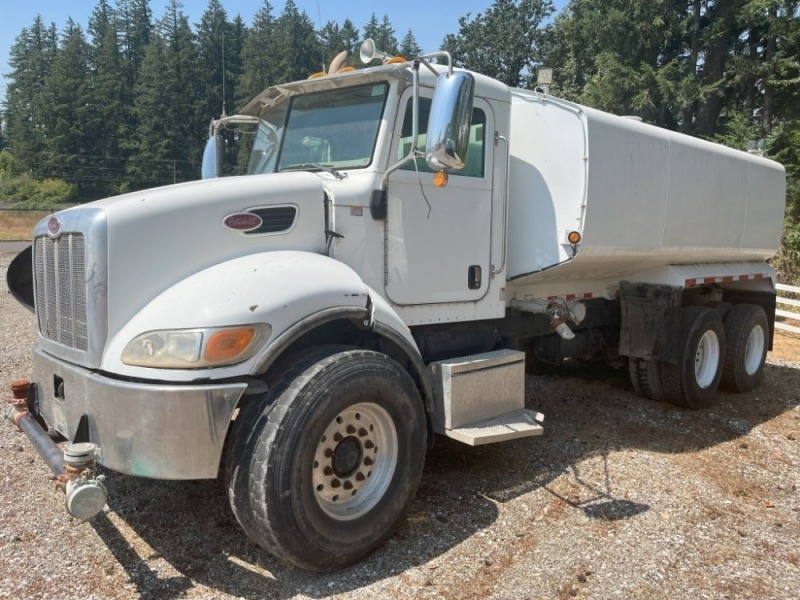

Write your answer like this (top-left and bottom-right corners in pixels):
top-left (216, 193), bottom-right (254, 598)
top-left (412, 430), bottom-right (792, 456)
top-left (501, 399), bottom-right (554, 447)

top-left (332, 436), bottom-right (362, 477)
top-left (312, 402), bottom-right (398, 521)
top-left (694, 329), bottom-right (720, 389)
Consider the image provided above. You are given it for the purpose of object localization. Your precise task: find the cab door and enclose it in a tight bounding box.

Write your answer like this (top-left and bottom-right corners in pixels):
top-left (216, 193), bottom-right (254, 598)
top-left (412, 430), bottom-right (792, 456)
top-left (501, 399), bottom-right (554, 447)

top-left (385, 91), bottom-right (494, 305)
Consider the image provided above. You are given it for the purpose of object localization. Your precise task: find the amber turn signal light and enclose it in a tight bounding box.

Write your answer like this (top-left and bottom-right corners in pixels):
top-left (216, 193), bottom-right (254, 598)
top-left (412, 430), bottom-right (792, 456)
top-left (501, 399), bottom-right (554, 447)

top-left (204, 327), bottom-right (257, 362)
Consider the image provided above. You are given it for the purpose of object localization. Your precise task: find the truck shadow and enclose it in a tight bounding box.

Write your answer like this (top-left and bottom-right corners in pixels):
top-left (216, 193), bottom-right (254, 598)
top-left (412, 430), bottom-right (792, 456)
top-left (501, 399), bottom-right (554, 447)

top-left (91, 360), bottom-right (799, 599)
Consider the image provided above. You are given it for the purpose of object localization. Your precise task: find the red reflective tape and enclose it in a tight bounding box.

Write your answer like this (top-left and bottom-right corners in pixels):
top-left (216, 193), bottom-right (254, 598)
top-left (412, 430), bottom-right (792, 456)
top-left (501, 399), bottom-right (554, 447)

top-left (722, 276), bottom-right (734, 283)
top-left (686, 278), bottom-right (697, 287)
top-left (754, 273), bottom-right (764, 280)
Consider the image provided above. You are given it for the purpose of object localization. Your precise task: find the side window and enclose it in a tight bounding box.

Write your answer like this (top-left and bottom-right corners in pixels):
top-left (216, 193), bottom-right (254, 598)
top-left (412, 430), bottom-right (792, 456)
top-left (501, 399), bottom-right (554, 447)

top-left (397, 97), bottom-right (486, 178)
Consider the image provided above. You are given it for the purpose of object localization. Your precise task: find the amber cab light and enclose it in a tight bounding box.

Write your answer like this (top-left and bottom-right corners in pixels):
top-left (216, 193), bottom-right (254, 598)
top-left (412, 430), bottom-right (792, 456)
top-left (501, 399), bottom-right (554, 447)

top-left (433, 171), bottom-right (449, 187)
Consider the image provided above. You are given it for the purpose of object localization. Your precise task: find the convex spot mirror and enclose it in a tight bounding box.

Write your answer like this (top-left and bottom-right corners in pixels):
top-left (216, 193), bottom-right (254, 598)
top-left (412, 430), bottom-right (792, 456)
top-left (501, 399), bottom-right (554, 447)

top-left (425, 71), bottom-right (475, 172)
top-left (201, 134), bottom-right (223, 179)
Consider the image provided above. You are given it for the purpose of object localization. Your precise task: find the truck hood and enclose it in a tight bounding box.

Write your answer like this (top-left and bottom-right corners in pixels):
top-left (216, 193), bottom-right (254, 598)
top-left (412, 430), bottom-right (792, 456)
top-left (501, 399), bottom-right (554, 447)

top-left (58, 172), bottom-right (328, 344)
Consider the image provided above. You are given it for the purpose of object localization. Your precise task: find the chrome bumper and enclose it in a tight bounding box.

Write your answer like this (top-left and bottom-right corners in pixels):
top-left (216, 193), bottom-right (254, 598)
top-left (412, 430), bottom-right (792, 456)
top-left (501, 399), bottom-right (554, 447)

top-left (32, 346), bottom-right (246, 480)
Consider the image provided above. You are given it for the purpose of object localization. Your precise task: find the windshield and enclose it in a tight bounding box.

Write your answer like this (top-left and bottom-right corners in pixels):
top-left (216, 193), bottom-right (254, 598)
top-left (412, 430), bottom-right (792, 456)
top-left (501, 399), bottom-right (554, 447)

top-left (248, 83), bottom-right (389, 175)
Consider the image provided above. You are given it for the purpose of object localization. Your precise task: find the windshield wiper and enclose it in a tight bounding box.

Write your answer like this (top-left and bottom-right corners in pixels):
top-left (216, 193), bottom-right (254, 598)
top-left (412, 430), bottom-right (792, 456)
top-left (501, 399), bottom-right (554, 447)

top-left (280, 162), bottom-right (347, 180)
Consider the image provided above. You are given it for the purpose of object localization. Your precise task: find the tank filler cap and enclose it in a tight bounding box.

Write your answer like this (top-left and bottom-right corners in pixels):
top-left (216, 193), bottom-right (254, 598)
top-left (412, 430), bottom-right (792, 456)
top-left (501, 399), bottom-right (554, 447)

top-left (66, 477), bottom-right (108, 520)
top-left (64, 442), bottom-right (98, 466)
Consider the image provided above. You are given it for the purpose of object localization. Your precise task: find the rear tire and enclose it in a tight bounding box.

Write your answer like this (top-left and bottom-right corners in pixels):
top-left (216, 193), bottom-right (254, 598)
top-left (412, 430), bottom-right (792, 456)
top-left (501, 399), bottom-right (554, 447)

top-left (628, 357), bottom-right (666, 401)
top-left (226, 347), bottom-right (427, 571)
top-left (720, 304), bottom-right (769, 393)
top-left (661, 306), bottom-right (725, 409)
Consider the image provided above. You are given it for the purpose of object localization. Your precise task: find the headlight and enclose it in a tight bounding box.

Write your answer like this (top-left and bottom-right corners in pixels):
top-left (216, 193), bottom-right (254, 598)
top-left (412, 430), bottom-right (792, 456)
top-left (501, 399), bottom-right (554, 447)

top-left (122, 324), bottom-right (271, 368)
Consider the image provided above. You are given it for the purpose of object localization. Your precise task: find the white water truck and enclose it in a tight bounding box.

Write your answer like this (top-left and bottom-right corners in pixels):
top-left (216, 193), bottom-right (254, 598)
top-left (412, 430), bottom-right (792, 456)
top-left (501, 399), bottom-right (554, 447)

top-left (5, 40), bottom-right (785, 570)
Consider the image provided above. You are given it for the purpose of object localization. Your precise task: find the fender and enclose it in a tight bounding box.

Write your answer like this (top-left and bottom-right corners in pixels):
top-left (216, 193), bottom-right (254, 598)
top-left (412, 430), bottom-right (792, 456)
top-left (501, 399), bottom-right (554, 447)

top-left (248, 283), bottom-right (430, 408)
top-left (102, 251), bottom-right (422, 384)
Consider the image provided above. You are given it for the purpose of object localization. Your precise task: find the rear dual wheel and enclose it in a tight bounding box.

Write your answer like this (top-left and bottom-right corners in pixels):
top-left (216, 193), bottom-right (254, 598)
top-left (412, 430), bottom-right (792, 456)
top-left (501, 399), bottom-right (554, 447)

top-left (721, 304), bottom-right (769, 393)
top-left (628, 357), bottom-right (665, 402)
top-left (661, 306), bottom-right (725, 409)
top-left (629, 303), bottom-right (769, 408)
top-left (628, 306), bottom-right (725, 409)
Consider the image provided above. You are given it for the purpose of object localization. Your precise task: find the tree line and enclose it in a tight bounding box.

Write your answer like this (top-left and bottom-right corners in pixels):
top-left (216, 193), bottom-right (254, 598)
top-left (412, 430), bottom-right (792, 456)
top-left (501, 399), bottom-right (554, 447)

top-left (0, 0), bottom-right (421, 203)
top-left (2, 0), bottom-right (799, 276)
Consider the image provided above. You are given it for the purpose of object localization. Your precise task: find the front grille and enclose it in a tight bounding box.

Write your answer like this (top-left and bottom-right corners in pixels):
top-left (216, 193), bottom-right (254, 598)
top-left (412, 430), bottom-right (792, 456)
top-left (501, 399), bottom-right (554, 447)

top-left (34, 234), bottom-right (88, 351)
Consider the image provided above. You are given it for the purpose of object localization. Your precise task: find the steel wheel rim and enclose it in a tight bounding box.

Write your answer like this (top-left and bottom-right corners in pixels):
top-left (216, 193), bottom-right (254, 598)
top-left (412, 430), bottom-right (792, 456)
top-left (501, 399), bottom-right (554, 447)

top-left (695, 330), bottom-right (720, 388)
top-left (312, 402), bottom-right (398, 521)
top-left (744, 324), bottom-right (765, 375)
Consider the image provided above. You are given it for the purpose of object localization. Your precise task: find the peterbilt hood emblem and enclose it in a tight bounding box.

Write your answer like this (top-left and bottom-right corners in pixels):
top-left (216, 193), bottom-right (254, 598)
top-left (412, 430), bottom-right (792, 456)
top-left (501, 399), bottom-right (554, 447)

top-left (223, 212), bottom-right (263, 232)
top-left (47, 217), bottom-right (61, 236)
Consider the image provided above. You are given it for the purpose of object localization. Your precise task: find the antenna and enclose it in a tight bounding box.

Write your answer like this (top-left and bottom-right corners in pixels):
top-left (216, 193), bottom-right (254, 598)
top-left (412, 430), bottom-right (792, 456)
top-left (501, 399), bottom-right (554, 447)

top-left (316, 0), bottom-right (325, 71)
top-left (221, 30), bottom-right (227, 116)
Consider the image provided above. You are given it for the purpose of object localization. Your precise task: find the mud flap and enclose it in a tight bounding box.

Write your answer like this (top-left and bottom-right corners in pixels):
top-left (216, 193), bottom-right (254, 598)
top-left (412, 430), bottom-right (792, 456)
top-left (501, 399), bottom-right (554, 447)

top-left (619, 281), bottom-right (681, 363)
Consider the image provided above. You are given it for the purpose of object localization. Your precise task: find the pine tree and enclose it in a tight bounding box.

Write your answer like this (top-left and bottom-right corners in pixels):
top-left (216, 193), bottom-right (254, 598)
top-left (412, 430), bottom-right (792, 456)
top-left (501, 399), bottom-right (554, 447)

top-left (272, 0), bottom-right (318, 82)
top-left (115, 0), bottom-right (153, 171)
top-left (238, 1), bottom-right (276, 104)
top-left (363, 13), bottom-right (380, 44)
top-left (318, 20), bottom-right (342, 69)
top-left (235, 1), bottom-right (277, 173)
top-left (442, 0), bottom-right (554, 87)
top-left (161, 0), bottom-right (203, 175)
top-left (116, 0), bottom-right (152, 96)
top-left (339, 19), bottom-right (360, 62)
top-left (227, 15), bottom-right (248, 111)
top-left (197, 0), bottom-right (230, 118)
top-left (317, 19), bottom-right (361, 69)
top-left (399, 29), bottom-right (422, 58)
top-left (128, 33), bottom-right (171, 188)
top-left (127, 0), bottom-right (202, 189)
top-left (377, 15), bottom-right (398, 55)
top-left (88, 0), bottom-right (126, 197)
top-left (5, 17), bottom-right (59, 177)
top-left (41, 19), bottom-right (94, 194)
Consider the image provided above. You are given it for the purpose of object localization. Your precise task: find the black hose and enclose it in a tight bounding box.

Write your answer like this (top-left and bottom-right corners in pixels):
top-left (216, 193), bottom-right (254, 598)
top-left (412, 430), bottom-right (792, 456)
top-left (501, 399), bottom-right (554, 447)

top-left (18, 413), bottom-right (65, 477)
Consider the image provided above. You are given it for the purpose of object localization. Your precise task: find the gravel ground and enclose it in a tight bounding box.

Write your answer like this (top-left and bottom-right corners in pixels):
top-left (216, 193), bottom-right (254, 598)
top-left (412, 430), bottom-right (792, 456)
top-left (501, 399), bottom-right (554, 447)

top-left (1, 249), bottom-right (798, 599)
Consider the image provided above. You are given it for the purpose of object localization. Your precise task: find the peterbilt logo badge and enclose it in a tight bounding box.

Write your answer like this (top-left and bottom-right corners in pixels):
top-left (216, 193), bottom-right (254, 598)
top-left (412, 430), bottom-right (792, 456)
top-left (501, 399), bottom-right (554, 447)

top-left (47, 217), bottom-right (61, 236)
top-left (223, 213), bottom-right (262, 232)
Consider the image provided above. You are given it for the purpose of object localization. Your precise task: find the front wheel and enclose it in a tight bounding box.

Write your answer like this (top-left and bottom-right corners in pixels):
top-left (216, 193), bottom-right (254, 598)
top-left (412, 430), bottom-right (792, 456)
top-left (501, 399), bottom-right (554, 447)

top-left (226, 347), bottom-right (427, 571)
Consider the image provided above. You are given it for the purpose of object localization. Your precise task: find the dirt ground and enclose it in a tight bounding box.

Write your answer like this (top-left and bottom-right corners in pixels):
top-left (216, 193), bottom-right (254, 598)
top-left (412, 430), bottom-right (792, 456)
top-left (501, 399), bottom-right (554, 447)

top-left (1, 250), bottom-right (798, 599)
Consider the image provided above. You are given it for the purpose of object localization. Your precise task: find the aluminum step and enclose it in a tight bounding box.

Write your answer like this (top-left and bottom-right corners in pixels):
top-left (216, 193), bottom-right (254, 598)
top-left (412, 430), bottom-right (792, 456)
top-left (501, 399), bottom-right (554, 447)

top-left (444, 408), bottom-right (544, 446)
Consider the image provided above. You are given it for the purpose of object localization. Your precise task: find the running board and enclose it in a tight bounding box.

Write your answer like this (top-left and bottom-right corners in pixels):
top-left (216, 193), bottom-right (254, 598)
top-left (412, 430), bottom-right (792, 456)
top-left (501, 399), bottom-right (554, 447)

top-left (427, 350), bottom-right (545, 446)
top-left (446, 408), bottom-right (544, 446)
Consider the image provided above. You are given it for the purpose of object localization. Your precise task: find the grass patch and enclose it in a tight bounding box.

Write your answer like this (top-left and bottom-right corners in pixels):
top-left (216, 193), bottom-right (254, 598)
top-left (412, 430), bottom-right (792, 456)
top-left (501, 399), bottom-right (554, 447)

top-left (0, 210), bottom-right (50, 240)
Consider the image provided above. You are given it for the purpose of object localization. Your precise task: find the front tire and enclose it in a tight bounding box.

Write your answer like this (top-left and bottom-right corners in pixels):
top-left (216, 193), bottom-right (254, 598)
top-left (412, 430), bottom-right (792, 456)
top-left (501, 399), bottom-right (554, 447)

top-left (226, 347), bottom-right (427, 571)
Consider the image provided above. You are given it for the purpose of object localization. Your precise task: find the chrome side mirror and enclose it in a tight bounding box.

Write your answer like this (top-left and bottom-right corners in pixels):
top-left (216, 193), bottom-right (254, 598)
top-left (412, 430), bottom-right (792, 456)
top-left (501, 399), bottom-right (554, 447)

top-left (425, 71), bottom-right (475, 171)
top-left (201, 134), bottom-right (223, 179)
